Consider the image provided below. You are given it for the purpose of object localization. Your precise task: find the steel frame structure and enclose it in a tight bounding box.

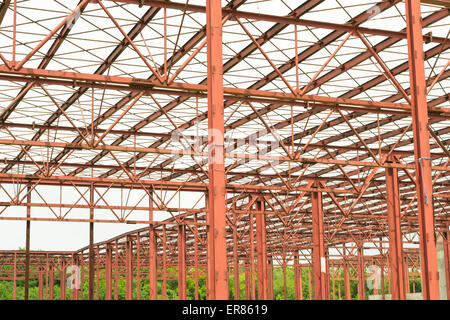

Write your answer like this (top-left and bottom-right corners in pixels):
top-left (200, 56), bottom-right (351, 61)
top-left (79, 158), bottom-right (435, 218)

top-left (0, 0), bottom-right (448, 300)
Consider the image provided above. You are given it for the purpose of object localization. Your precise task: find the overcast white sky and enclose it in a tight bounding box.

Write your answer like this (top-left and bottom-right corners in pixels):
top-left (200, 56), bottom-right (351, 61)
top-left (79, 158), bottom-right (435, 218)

top-left (0, 187), bottom-right (203, 250)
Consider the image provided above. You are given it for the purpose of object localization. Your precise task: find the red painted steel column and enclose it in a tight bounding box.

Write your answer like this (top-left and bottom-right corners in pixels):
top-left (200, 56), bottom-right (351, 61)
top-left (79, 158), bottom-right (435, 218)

top-left (267, 258), bottom-right (274, 300)
top-left (126, 236), bottom-right (133, 300)
top-left (45, 255), bottom-right (50, 300)
top-left (13, 252), bottom-right (16, 300)
top-left (245, 264), bottom-right (250, 299)
top-left (256, 199), bottom-right (267, 300)
top-left (357, 245), bottom-right (365, 300)
top-left (233, 212), bottom-right (240, 300)
top-left (96, 249), bottom-right (100, 300)
top-left (404, 256), bottom-right (410, 294)
top-left (387, 263), bottom-right (391, 295)
top-left (282, 260), bottom-right (287, 300)
top-left (385, 164), bottom-right (406, 299)
top-left (178, 224), bottom-right (187, 300)
top-left (344, 261), bottom-right (351, 300)
top-left (49, 265), bottom-right (54, 300)
top-left (88, 184), bottom-right (95, 300)
top-left (294, 251), bottom-right (303, 300)
top-left (325, 245), bottom-right (330, 299)
top-left (38, 268), bottom-right (44, 300)
top-left (294, 252), bottom-right (299, 300)
top-left (249, 212), bottom-right (255, 300)
top-left (205, 193), bottom-right (210, 300)
top-left (60, 260), bottom-right (66, 300)
top-left (149, 192), bottom-right (158, 300)
top-left (444, 231), bottom-right (450, 299)
top-left (194, 213), bottom-right (199, 300)
top-left (381, 263), bottom-right (385, 300)
top-left (136, 236), bottom-right (140, 300)
top-left (331, 269), bottom-right (336, 299)
top-left (79, 256), bottom-right (84, 300)
top-left (105, 244), bottom-right (112, 300)
top-left (206, 0), bottom-right (228, 300)
top-left (312, 189), bottom-right (327, 300)
top-left (308, 266), bottom-right (312, 300)
top-left (149, 226), bottom-right (158, 300)
top-left (24, 185), bottom-right (31, 300)
top-left (114, 240), bottom-right (119, 300)
top-left (71, 255), bottom-right (77, 300)
top-left (405, 0), bottom-right (440, 300)
top-left (162, 225), bottom-right (167, 300)
top-left (298, 265), bottom-right (303, 300)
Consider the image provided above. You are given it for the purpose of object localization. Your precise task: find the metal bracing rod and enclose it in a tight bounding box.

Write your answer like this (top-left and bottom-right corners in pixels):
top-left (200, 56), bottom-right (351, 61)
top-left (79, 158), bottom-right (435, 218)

top-left (313, 8), bottom-right (449, 98)
top-left (1, 1), bottom-right (446, 189)
top-left (219, 138), bottom-right (448, 220)
top-left (98, 0), bottom-right (447, 44)
top-left (186, 43), bottom-right (449, 190)
top-left (222, 38), bottom-right (450, 188)
top-left (30, 0), bottom-right (248, 180)
top-left (42, 1), bottom-right (411, 182)
top-left (0, 0), bottom-right (90, 123)
top-left (224, 124), bottom-right (447, 193)
top-left (224, 81), bottom-right (450, 194)
top-left (223, 9), bottom-right (449, 175)
top-left (0, 0), bottom-right (10, 26)
top-left (0, 5), bottom-right (163, 174)
top-left (31, 8), bottom-right (446, 195)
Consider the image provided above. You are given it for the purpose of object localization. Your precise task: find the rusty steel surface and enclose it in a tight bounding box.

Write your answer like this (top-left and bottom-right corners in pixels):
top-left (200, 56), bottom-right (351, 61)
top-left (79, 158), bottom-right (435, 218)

top-left (0, 0), bottom-right (448, 300)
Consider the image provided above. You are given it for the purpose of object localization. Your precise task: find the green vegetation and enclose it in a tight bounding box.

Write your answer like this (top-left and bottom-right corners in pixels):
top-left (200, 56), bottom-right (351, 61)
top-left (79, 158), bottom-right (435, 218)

top-left (0, 265), bottom-right (421, 300)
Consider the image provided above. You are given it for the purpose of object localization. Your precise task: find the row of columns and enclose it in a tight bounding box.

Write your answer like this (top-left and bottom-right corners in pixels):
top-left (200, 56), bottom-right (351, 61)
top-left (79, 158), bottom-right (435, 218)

top-left (15, 168), bottom-right (449, 300)
top-left (15, 164), bottom-right (449, 301)
top-left (8, 226), bottom-right (449, 300)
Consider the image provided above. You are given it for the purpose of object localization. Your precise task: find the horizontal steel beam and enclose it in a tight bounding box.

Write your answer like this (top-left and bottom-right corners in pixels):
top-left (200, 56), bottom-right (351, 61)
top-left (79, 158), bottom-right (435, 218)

top-left (0, 138), bottom-right (448, 171)
top-left (1, 66), bottom-right (448, 116)
top-left (0, 173), bottom-right (357, 193)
